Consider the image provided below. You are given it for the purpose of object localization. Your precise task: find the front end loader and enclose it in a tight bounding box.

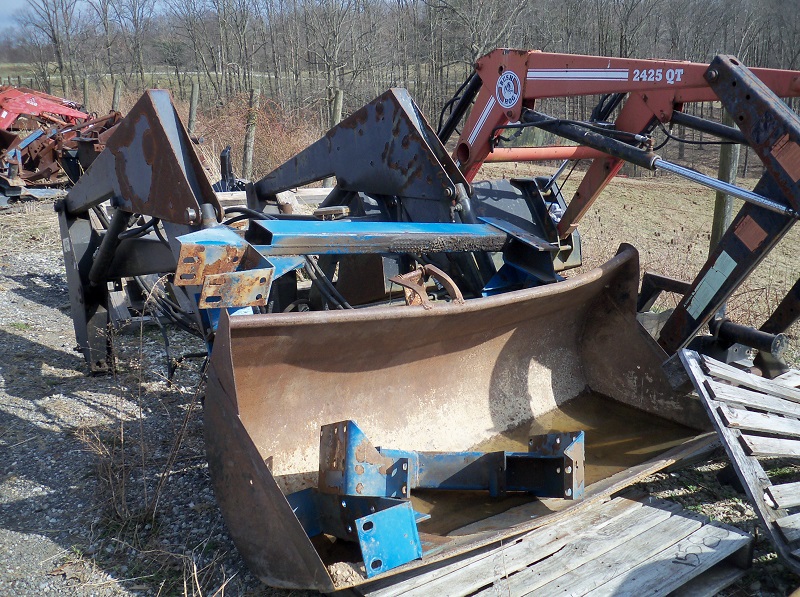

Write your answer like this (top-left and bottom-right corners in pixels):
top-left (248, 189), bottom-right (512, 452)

top-left (57, 52), bottom-right (800, 590)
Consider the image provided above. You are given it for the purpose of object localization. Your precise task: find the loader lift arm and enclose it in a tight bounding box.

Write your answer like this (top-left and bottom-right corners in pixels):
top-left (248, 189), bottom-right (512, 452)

top-left (447, 50), bottom-right (800, 365)
top-left (447, 49), bottom-right (800, 238)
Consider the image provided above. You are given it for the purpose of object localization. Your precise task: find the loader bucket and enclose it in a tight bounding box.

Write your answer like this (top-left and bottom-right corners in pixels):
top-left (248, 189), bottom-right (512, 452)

top-left (205, 244), bottom-right (709, 591)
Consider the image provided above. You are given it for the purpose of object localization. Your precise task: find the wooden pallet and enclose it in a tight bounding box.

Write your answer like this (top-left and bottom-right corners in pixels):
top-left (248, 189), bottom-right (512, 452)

top-left (681, 350), bottom-right (800, 575)
top-left (358, 492), bottom-right (751, 597)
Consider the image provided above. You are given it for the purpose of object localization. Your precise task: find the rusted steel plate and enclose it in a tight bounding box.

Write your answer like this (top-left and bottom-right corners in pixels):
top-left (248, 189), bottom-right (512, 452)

top-left (65, 90), bottom-right (221, 224)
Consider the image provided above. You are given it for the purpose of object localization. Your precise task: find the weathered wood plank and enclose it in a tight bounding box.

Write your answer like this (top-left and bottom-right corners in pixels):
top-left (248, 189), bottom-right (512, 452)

top-left (767, 481), bottom-right (800, 509)
top-left (584, 522), bottom-right (752, 597)
top-left (522, 513), bottom-right (704, 596)
top-left (667, 562), bottom-right (748, 597)
top-left (362, 497), bottom-right (645, 597)
top-left (706, 379), bottom-right (800, 419)
top-left (669, 562), bottom-right (747, 597)
top-left (703, 357), bottom-right (800, 403)
top-left (776, 512), bottom-right (800, 544)
top-left (775, 369), bottom-right (800, 389)
top-left (473, 502), bottom-right (688, 597)
top-left (718, 403), bottom-right (800, 438)
top-left (741, 434), bottom-right (800, 458)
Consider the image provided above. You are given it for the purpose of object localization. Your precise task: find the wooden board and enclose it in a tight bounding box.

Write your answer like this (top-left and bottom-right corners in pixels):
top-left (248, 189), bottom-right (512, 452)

top-left (359, 493), bottom-right (750, 597)
top-left (681, 350), bottom-right (800, 576)
top-left (777, 512), bottom-right (800, 544)
top-left (767, 481), bottom-right (800, 509)
top-left (390, 498), bottom-right (655, 597)
top-left (719, 403), bottom-right (800, 438)
top-left (478, 501), bottom-right (687, 596)
top-left (668, 562), bottom-right (748, 597)
top-left (706, 379), bottom-right (800, 418)
top-left (741, 434), bottom-right (800, 458)
top-left (775, 370), bottom-right (800, 389)
top-left (703, 357), bottom-right (800, 404)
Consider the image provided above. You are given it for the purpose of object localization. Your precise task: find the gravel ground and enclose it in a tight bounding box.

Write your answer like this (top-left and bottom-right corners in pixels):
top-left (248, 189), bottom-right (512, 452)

top-left (0, 200), bottom-right (798, 596)
top-left (0, 203), bottom-right (314, 596)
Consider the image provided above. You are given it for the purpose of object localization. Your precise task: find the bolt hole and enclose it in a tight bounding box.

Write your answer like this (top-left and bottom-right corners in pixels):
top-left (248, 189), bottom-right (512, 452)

top-left (739, 115), bottom-right (744, 121)
top-left (745, 94), bottom-right (751, 100)
top-left (371, 559), bottom-right (383, 570)
top-left (255, 294), bottom-right (263, 300)
top-left (362, 521), bottom-right (374, 532)
top-left (259, 277), bottom-right (266, 283)
top-left (231, 256), bottom-right (239, 262)
top-left (205, 296), bottom-right (221, 303)
top-left (498, 66), bottom-right (504, 74)
top-left (732, 81), bottom-right (737, 87)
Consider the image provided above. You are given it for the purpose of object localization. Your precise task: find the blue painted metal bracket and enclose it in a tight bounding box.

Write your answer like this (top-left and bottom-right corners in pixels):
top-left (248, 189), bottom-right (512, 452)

top-left (246, 219), bottom-right (509, 255)
top-left (316, 420), bottom-right (584, 500)
top-left (286, 489), bottom-right (425, 578)
top-left (288, 421), bottom-right (582, 578)
top-left (318, 420), bottom-right (410, 498)
top-left (379, 429), bottom-right (584, 499)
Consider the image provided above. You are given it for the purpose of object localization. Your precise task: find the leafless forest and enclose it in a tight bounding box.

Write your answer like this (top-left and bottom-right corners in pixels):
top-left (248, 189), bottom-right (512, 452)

top-left (1, 0), bottom-right (799, 132)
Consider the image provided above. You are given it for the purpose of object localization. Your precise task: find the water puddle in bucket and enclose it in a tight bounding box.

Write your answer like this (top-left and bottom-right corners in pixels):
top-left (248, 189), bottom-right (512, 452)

top-left (411, 390), bottom-right (697, 535)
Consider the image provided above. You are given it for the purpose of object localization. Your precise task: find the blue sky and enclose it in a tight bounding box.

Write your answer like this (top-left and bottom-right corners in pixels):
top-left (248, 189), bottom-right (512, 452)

top-left (0, 0), bottom-right (29, 31)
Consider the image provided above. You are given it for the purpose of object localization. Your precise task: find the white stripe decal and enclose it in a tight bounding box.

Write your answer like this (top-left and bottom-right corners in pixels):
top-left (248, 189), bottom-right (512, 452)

top-left (468, 96), bottom-right (496, 146)
top-left (527, 69), bottom-right (630, 81)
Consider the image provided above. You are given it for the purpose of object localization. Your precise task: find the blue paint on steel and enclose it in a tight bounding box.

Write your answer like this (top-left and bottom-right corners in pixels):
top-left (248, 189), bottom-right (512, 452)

top-left (266, 255), bottom-right (305, 279)
top-left (18, 129), bottom-right (44, 149)
top-left (285, 489), bottom-right (424, 576)
top-left (318, 421), bottom-right (409, 499)
top-left (378, 430), bottom-right (584, 499)
top-left (247, 219), bottom-right (507, 255)
top-left (357, 501), bottom-right (422, 578)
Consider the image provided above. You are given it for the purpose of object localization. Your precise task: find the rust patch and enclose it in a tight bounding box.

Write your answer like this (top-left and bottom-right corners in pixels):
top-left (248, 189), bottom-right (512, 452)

top-left (734, 215), bottom-right (769, 252)
top-left (771, 133), bottom-right (800, 182)
top-left (355, 483), bottom-right (363, 494)
top-left (354, 464), bottom-right (364, 475)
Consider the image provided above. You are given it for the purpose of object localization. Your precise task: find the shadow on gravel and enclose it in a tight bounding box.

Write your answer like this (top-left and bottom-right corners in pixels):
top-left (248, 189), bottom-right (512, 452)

top-left (0, 325), bottom-right (283, 595)
top-left (5, 272), bottom-right (70, 310)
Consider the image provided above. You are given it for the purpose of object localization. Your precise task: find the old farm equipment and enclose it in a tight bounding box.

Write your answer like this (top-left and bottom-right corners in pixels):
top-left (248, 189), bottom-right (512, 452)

top-left (0, 86), bottom-right (121, 199)
top-left (58, 52), bottom-right (800, 591)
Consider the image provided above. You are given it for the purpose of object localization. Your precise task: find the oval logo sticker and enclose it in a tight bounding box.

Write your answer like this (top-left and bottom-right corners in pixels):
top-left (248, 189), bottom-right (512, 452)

top-left (496, 71), bottom-right (521, 109)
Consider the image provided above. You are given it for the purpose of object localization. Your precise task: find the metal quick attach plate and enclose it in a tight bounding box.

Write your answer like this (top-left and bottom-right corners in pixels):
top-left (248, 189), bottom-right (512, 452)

top-left (175, 226), bottom-right (249, 286)
top-left (286, 489), bottom-right (424, 578)
top-left (198, 268), bottom-right (274, 309)
top-left (356, 501), bottom-right (423, 578)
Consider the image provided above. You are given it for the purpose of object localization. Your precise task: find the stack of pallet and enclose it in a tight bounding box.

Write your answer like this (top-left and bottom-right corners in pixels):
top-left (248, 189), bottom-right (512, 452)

top-left (682, 350), bottom-right (800, 575)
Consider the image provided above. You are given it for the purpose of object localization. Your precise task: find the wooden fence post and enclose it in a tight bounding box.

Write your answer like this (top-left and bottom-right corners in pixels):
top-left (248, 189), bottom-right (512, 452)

top-left (709, 111), bottom-right (741, 253)
top-left (83, 77), bottom-right (90, 111)
top-left (187, 81), bottom-right (199, 136)
top-left (111, 79), bottom-right (122, 112)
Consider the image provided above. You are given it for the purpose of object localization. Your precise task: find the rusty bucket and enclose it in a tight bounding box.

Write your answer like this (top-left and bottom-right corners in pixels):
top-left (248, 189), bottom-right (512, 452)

top-left (204, 244), bottom-right (709, 591)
